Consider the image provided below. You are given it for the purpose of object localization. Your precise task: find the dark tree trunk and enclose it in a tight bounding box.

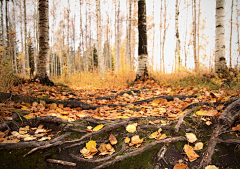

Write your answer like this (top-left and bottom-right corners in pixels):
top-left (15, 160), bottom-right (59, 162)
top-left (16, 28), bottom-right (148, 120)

top-left (135, 0), bottom-right (148, 82)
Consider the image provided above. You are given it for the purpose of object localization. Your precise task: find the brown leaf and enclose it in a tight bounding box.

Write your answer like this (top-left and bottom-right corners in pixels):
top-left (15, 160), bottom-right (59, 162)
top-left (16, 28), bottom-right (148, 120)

top-left (109, 134), bottom-right (117, 145)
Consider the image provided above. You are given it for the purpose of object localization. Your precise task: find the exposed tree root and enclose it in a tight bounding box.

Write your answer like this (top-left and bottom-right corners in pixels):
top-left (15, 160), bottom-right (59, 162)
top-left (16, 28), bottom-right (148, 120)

top-left (46, 159), bottom-right (76, 166)
top-left (198, 97), bottom-right (240, 169)
top-left (1, 91), bottom-right (240, 168)
top-left (174, 109), bottom-right (194, 133)
top-left (70, 142), bottom-right (127, 163)
top-left (94, 137), bottom-right (187, 169)
top-left (23, 140), bottom-right (63, 158)
top-left (0, 132), bottom-right (71, 149)
top-left (65, 121), bottom-right (129, 144)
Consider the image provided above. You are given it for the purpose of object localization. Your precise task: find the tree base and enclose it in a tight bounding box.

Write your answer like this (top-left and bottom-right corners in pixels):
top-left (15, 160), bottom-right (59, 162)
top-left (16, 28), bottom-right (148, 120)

top-left (34, 75), bottom-right (54, 86)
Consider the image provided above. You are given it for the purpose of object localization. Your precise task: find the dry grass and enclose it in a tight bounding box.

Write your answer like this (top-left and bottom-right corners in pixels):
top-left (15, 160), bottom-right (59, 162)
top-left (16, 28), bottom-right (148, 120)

top-left (52, 68), bottom-right (136, 89)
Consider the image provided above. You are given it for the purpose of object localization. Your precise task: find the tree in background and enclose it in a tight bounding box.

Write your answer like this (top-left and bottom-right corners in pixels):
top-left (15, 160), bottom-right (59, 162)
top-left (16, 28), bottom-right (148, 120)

top-left (135, 0), bottom-right (148, 81)
top-left (96, 0), bottom-right (104, 77)
top-left (35, 0), bottom-right (53, 85)
top-left (215, 0), bottom-right (227, 74)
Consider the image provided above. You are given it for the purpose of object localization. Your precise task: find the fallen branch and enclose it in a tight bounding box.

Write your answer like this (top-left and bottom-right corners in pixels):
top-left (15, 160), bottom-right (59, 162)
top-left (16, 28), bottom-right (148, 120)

top-left (94, 136), bottom-right (187, 169)
top-left (46, 159), bottom-right (76, 166)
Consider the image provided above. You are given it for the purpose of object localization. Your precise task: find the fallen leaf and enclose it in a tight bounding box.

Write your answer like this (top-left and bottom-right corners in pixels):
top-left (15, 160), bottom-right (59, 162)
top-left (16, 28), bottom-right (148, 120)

top-left (105, 143), bottom-right (114, 152)
top-left (149, 132), bottom-right (158, 139)
top-left (183, 144), bottom-right (199, 162)
top-left (131, 135), bottom-right (142, 145)
top-left (194, 142), bottom-right (204, 151)
top-left (232, 124), bottom-right (240, 131)
top-left (126, 124), bottom-right (136, 133)
top-left (173, 163), bottom-right (189, 169)
top-left (124, 137), bottom-right (130, 143)
top-left (86, 140), bottom-right (97, 150)
top-left (185, 133), bottom-right (198, 143)
top-left (89, 144), bottom-right (98, 154)
top-left (205, 165), bottom-right (219, 169)
top-left (50, 103), bottom-right (57, 110)
top-left (98, 143), bottom-right (107, 153)
top-left (93, 124), bottom-right (104, 131)
top-left (156, 133), bottom-right (167, 140)
top-left (109, 134), bottom-right (117, 145)
top-left (206, 121), bottom-right (212, 126)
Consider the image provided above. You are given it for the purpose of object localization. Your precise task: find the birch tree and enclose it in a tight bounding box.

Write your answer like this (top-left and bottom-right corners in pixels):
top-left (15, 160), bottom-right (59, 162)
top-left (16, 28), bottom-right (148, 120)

top-left (35, 0), bottom-right (53, 85)
top-left (115, 0), bottom-right (120, 72)
top-left (96, 0), bottom-right (103, 77)
top-left (193, 0), bottom-right (198, 72)
top-left (229, 0), bottom-right (233, 69)
top-left (135, 0), bottom-right (148, 81)
top-left (175, 0), bottom-right (181, 72)
top-left (162, 0), bottom-right (167, 73)
top-left (215, 0), bottom-right (227, 73)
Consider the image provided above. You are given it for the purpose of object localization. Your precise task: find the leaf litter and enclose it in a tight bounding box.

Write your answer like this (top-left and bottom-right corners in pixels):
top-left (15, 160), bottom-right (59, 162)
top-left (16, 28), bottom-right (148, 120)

top-left (0, 79), bottom-right (240, 168)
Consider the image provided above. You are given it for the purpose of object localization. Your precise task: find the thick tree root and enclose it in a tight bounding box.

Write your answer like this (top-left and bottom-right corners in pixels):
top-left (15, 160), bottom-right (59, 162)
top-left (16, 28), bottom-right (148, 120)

top-left (94, 137), bottom-right (186, 169)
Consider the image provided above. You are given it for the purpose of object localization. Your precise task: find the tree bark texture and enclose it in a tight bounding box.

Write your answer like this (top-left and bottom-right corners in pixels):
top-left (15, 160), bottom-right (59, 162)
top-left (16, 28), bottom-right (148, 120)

top-left (136, 0), bottom-right (148, 80)
top-left (215, 0), bottom-right (227, 73)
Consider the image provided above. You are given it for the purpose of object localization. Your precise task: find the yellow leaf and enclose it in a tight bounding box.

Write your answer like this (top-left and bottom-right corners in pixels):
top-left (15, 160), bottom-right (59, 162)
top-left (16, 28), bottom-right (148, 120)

top-left (93, 124), bottom-right (104, 131)
top-left (196, 111), bottom-right (206, 116)
top-left (193, 142), bottom-right (204, 151)
top-left (205, 165), bottom-right (219, 169)
top-left (24, 114), bottom-right (34, 119)
top-left (109, 134), bottom-right (118, 145)
top-left (206, 121), bottom-right (212, 126)
top-left (124, 137), bottom-right (130, 143)
top-left (156, 133), bottom-right (167, 140)
top-left (183, 144), bottom-right (199, 162)
top-left (186, 133), bottom-right (198, 143)
top-left (149, 131), bottom-right (158, 139)
top-left (86, 140), bottom-right (97, 150)
top-left (21, 106), bottom-right (30, 111)
top-left (126, 124), bottom-right (136, 133)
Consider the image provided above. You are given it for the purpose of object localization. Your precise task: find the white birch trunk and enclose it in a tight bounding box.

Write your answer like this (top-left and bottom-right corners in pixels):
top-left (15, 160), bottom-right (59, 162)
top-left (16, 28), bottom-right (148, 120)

top-left (215, 0), bottom-right (227, 73)
top-left (96, 0), bottom-right (104, 77)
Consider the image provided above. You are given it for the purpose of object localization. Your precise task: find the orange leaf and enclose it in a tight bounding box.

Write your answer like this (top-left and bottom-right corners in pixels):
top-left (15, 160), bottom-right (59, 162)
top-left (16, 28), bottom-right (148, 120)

top-left (109, 134), bottom-right (117, 145)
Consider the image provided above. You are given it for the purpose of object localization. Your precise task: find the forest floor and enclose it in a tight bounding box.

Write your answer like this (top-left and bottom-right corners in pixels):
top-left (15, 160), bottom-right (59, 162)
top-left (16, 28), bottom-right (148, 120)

top-left (0, 73), bottom-right (240, 169)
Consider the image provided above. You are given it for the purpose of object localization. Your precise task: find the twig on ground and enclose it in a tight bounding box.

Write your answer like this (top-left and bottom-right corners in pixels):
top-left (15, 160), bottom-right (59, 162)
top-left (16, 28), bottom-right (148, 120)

top-left (46, 159), bottom-right (76, 166)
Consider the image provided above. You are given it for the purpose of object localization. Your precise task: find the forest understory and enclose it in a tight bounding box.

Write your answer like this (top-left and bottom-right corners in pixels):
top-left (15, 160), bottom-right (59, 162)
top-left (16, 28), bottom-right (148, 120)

top-left (0, 75), bottom-right (240, 169)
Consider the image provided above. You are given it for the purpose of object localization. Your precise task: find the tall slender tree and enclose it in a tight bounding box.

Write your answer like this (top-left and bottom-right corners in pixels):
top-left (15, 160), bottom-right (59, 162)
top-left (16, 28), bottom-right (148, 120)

top-left (96, 0), bottom-right (103, 77)
top-left (135, 0), bottom-right (148, 81)
top-left (115, 0), bottom-right (120, 73)
top-left (35, 0), bottom-right (53, 85)
top-left (175, 0), bottom-right (181, 72)
top-left (215, 0), bottom-right (227, 73)
top-left (229, 0), bottom-right (234, 69)
top-left (162, 0), bottom-right (167, 73)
